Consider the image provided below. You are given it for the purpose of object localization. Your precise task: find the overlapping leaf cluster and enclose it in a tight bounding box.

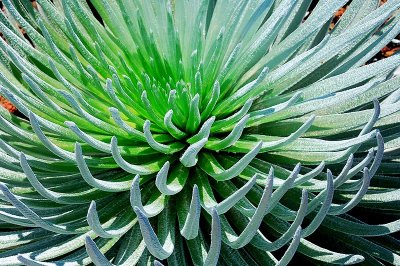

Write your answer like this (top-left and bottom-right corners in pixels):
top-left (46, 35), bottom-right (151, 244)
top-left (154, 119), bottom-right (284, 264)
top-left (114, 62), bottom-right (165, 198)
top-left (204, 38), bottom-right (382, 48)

top-left (0, 0), bottom-right (399, 265)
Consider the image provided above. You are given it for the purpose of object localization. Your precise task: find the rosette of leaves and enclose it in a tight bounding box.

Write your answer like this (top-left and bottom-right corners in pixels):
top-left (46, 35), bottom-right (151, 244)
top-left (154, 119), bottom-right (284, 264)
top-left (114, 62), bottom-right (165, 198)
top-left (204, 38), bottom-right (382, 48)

top-left (0, 0), bottom-right (399, 265)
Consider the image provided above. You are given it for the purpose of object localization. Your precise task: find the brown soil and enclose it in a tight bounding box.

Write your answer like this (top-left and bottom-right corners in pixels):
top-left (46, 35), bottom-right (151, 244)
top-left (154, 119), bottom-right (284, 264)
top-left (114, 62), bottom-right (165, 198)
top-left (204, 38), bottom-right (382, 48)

top-left (0, 96), bottom-right (16, 113)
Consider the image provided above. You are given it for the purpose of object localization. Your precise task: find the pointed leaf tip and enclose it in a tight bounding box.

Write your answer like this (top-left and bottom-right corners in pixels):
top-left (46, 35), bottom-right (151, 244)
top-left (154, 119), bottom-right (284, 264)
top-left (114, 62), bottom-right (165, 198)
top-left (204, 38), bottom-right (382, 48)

top-left (85, 236), bottom-right (113, 266)
top-left (133, 206), bottom-right (173, 260)
top-left (204, 208), bottom-right (222, 266)
top-left (180, 184), bottom-right (201, 239)
top-left (180, 138), bottom-right (208, 167)
top-left (155, 161), bottom-right (174, 195)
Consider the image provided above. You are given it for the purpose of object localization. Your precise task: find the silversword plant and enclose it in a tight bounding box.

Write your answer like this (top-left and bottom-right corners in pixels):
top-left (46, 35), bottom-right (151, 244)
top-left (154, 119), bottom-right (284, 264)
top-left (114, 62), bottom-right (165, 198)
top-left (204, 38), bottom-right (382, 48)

top-left (0, 0), bottom-right (399, 265)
